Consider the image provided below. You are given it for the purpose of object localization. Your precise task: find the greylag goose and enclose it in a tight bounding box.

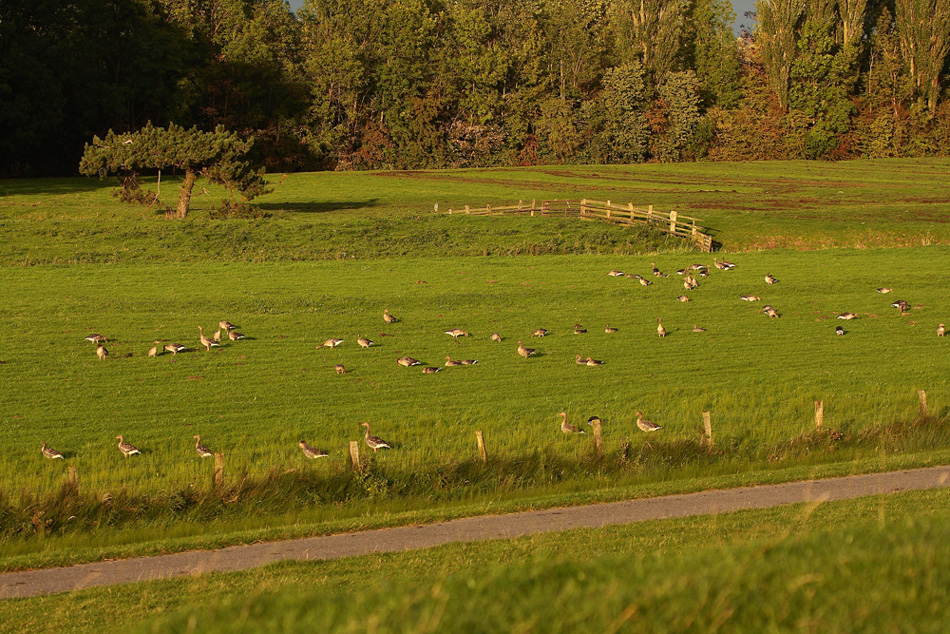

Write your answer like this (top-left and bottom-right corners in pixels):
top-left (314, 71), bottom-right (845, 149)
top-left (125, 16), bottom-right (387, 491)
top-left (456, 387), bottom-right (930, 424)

top-left (383, 309), bottom-right (398, 324)
top-left (575, 354), bottom-right (587, 365)
top-left (938, 323), bottom-right (946, 337)
top-left (763, 305), bottom-right (779, 318)
top-left (517, 341), bottom-right (536, 358)
top-left (636, 411), bottom-right (662, 432)
top-left (96, 342), bottom-right (109, 360)
top-left (573, 324), bottom-right (587, 334)
top-left (490, 332), bottom-right (502, 342)
top-left (445, 356), bottom-right (463, 367)
top-left (397, 356), bottom-right (422, 367)
top-left (559, 412), bottom-right (585, 434)
top-left (317, 338), bottom-right (344, 349)
top-left (876, 287), bottom-right (892, 294)
top-left (198, 326), bottom-right (219, 351)
top-left (164, 342), bottom-right (188, 355)
top-left (460, 359), bottom-right (478, 365)
top-left (837, 312), bottom-right (858, 320)
top-left (740, 295), bottom-right (760, 302)
top-left (693, 325), bottom-right (706, 333)
top-left (213, 329), bottom-right (222, 342)
top-left (85, 333), bottom-right (107, 344)
top-left (445, 329), bottom-right (470, 339)
top-left (193, 435), bottom-right (213, 458)
top-left (116, 435), bottom-right (141, 457)
top-left (299, 440), bottom-right (328, 459)
top-left (657, 319), bottom-right (666, 338)
top-left (422, 366), bottom-right (440, 374)
top-left (41, 442), bottom-right (64, 460)
top-left (585, 357), bottom-right (604, 366)
top-left (228, 330), bottom-right (245, 341)
top-left (835, 326), bottom-right (845, 335)
top-left (639, 277), bottom-right (651, 286)
top-left (604, 325), bottom-right (618, 334)
top-left (531, 328), bottom-right (548, 337)
top-left (607, 270), bottom-right (624, 277)
top-left (334, 364), bottom-right (346, 374)
top-left (361, 422), bottom-right (391, 452)
top-left (891, 300), bottom-right (910, 314)
top-left (676, 295), bottom-right (690, 302)
top-left (765, 273), bottom-right (778, 284)
top-left (357, 335), bottom-right (375, 348)
top-left (147, 341), bottom-right (160, 357)
top-left (219, 320), bottom-right (238, 332)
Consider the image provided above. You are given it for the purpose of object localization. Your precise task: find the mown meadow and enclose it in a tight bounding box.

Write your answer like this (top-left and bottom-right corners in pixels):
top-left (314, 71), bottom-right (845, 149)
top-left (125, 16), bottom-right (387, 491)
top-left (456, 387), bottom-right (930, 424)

top-left (1, 159), bottom-right (949, 571)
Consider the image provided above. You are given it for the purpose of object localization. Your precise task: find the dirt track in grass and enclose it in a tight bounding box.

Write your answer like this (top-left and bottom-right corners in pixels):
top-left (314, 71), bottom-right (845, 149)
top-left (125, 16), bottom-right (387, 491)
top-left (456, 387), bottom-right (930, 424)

top-left (2, 465), bottom-right (949, 599)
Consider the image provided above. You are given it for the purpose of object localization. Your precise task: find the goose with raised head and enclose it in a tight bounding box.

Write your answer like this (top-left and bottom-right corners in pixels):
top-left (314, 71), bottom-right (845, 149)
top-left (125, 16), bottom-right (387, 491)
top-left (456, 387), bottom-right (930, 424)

top-left (213, 329), bottom-right (222, 343)
top-left (636, 411), bottom-right (662, 432)
top-left (41, 442), bottom-right (64, 460)
top-left (445, 356), bottom-right (463, 367)
top-left (193, 435), bottom-right (213, 458)
top-left (693, 324), bottom-right (706, 333)
top-left (383, 309), bottom-right (398, 324)
top-left (299, 440), bottom-right (328, 459)
top-left (604, 325), bottom-right (618, 334)
top-left (938, 323), bottom-right (946, 337)
top-left (585, 357), bottom-right (604, 366)
top-left (575, 354), bottom-right (587, 365)
top-left (397, 356), bottom-right (422, 367)
top-left (490, 332), bottom-right (503, 342)
top-left (116, 435), bottom-right (141, 457)
top-left (657, 318), bottom-right (666, 338)
top-left (357, 335), bottom-right (375, 348)
top-left (445, 328), bottom-right (470, 339)
top-left (164, 342), bottom-right (187, 355)
top-left (652, 263), bottom-right (665, 277)
top-left (639, 276), bottom-right (651, 286)
top-left (198, 326), bottom-right (219, 352)
top-left (317, 338), bottom-right (344, 349)
top-left (559, 412), bottom-right (585, 434)
top-left (531, 328), bottom-right (549, 338)
top-left (517, 341), bottom-right (536, 358)
top-left (96, 342), bottom-right (109, 360)
top-left (219, 320), bottom-right (238, 332)
top-left (765, 273), bottom-right (778, 285)
top-left (147, 341), bottom-right (160, 357)
top-left (361, 422), bottom-right (391, 452)
top-left (573, 324), bottom-right (587, 334)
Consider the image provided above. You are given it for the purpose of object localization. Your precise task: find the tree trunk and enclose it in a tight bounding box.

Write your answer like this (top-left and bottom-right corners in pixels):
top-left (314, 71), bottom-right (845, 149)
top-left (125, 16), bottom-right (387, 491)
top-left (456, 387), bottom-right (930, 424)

top-left (175, 168), bottom-right (197, 219)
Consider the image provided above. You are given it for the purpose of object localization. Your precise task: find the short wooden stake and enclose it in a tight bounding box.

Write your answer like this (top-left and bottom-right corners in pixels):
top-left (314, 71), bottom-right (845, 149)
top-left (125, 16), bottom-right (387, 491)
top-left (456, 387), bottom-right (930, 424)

top-left (475, 430), bottom-right (488, 463)
top-left (67, 466), bottom-right (78, 491)
top-left (702, 411), bottom-right (712, 446)
top-left (591, 419), bottom-right (603, 458)
top-left (919, 389), bottom-right (928, 416)
top-left (213, 452), bottom-right (225, 487)
top-left (349, 440), bottom-right (362, 472)
top-left (814, 400), bottom-right (824, 431)
top-left (465, 205), bottom-right (470, 214)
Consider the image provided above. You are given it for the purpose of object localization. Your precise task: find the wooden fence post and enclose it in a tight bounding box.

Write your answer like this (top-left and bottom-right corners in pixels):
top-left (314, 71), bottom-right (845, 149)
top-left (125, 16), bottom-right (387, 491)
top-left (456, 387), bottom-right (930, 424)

top-left (465, 205), bottom-right (470, 214)
top-left (67, 466), bottom-right (78, 492)
top-left (213, 452), bottom-right (225, 487)
top-left (669, 210), bottom-right (678, 234)
top-left (814, 401), bottom-right (824, 431)
top-left (591, 419), bottom-right (603, 458)
top-left (349, 441), bottom-right (362, 472)
top-left (919, 389), bottom-right (928, 416)
top-left (702, 411), bottom-right (713, 446)
top-left (475, 430), bottom-right (488, 463)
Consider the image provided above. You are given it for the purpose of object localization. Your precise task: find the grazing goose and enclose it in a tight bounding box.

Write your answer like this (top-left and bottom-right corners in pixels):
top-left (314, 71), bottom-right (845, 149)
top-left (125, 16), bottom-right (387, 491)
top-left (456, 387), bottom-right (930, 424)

top-left (607, 270), bottom-right (624, 277)
top-left (445, 356), bottom-right (463, 367)
top-left (334, 364), bottom-right (346, 375)
top-left (460, 359), bottom-right (478, 365)
top-left (836, 326), bottom-right (845, 336)
top-left (445, 329), bottom-right (470, 339)
top-left (837, 312), bottom-right (858, 320)
top-left (219, 320), bottom-right (238, 332)
top-left (198, 326), bottom-right (219, 352)
top-left (397, 356), bottom-right (422, 367)
top-left (765, 273), bottom-right (778, 284)
top-left (147, 341), bottom-right (160, 357)
top-left (517, 341), bottom-right (536, 358)
top-left (357, 335), bottom-right (375, 348)
top-left (688, 264), bottom-right (706, 271)
top-left (585, 357), bottom-right (604, 366)
top-left (559, 412), bottom-right (585, 434)
top-left (299, 440), bottom-right (328, 459)
top-left (676, 295), bottom-right (690, 302)
top-left (604, 325), bottom-right (618, 334)
top-left (683, 278), bottom-right (695, 291)
top-left (938, 323), bottom-right (946, 337)
top-left (193, 435), bottom-right (213, 458)
top-left (41, 442), bottom-right (64, 460)
top-left (164, 342), bottom-right (188, 355)
top-left (575, 354), bottom-right (587, 365)
top-left (891, 300), bottom-right (910, 314)
top-left (763, 305), bottom-right (779, 318)
top-left (86, 333), bottom-right (107, 344)
top-left (531, 328), bottom-right (548, 337)
top-left (228, 330), bottom-right (245, 341)
top-left (490, 332), bottom-right (503, 342)
top-left (213, 329), bottom-right (222, 342)
top-left (693, 324), bottom-right (706, 333)
top-left (675, 269), bottom-right (687, 275)
top-left (422, 366), bottom-right (440, 374)
top-left (720, 258), bottom-right (736, 269)
top-left (876, 287), bottom-right (893, 294)
top-left (116, 435), bottom-right (141, 457)
top-left (657, 318), bottom-right (666, 338)
top-left (636, 411), bottom-right (662, 432)
top-left (317, 338), bottom-right (344, 349)
top-left (361, 422), bottom-right (391, 452)
top-left (626, 273), bottom-right (642, 280)
top-left (573, 324), bottom-right (587, 334)
top-left (740, 295), bottom-right (761, 302)
top-left (639, 277), bottom-right (651, 286)
top-left (96, 342), bottom-right (109, 360)
top-left (383, 309), bottom-right (398, 324)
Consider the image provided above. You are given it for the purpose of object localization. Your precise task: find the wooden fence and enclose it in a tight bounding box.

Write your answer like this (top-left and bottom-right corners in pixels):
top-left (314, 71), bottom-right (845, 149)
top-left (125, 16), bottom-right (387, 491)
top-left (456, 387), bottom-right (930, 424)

top-left (446, 199), bottom-right (714, 252)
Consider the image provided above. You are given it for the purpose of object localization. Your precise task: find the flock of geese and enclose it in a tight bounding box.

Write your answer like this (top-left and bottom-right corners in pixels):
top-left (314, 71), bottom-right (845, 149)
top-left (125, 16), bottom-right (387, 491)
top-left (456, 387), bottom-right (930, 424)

top-left (43, 255), bottom-right (935, 465)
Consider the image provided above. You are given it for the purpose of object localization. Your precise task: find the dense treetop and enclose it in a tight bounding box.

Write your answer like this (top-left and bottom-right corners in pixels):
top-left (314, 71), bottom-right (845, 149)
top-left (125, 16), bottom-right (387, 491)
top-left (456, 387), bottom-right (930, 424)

top-left (1, 0), bottom-right (949, 177)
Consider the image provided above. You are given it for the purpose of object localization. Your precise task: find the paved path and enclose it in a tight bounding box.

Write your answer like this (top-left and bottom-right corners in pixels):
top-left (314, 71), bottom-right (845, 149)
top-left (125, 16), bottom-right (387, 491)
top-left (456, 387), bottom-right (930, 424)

top-left (3, 466), bottom-right (949, 599)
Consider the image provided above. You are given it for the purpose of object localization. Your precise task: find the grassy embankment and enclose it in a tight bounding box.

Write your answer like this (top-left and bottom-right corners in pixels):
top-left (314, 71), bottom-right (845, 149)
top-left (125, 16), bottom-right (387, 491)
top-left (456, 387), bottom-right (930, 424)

top-left (0, 487), bottom-right (948, 632)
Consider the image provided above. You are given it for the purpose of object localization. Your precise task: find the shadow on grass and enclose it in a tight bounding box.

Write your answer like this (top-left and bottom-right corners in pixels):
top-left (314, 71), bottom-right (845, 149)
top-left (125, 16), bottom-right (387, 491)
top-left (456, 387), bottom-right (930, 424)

top-left (255, 199), bottom-right (380, 214)
top-left (0, 177), bottom-right (107, 197)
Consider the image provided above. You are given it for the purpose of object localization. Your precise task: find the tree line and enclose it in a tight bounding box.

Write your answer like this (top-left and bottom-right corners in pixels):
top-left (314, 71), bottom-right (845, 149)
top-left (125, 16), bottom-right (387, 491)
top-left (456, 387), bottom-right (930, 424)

top-left (2, 0), bottom-right (949, 177)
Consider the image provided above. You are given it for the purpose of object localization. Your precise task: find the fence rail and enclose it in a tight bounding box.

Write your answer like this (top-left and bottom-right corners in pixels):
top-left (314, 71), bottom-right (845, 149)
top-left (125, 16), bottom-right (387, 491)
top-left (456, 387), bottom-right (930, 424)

top-left (446, 199), bottom-right (714, 252)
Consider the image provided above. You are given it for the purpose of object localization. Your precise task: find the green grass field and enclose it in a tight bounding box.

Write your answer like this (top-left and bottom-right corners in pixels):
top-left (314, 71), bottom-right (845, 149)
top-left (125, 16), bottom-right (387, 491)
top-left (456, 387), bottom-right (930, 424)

top-left (1, 159), bottom-right (950, 575)
top-left (1, 487), bottom-right (948, 633)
